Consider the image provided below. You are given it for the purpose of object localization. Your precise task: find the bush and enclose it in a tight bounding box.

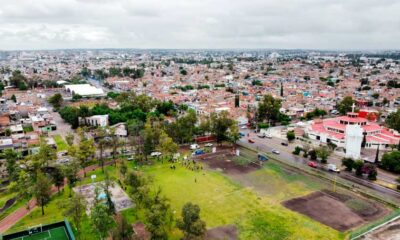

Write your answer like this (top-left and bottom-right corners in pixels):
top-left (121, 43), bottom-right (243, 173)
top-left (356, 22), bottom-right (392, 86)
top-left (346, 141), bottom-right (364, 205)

top-left (258, 123), bottom-right (269, 129)
top-left (287, 131), bottom-right (295, 142)
top-left (342, 158), bottom-right (355, 171)
top-left (292, 146), bottom-right (302, 155)
top-left (354, 160), bottom-right (364, 176)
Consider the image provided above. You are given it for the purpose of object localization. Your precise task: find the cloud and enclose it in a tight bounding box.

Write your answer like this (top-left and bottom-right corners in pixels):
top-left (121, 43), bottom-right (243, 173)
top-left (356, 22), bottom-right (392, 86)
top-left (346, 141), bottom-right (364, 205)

top-left (0, 0), bottom-right (399, 50)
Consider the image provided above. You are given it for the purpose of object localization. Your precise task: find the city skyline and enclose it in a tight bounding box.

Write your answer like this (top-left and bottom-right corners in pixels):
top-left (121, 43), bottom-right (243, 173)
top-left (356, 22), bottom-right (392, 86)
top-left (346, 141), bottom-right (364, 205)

top-left (0, 0), bottom-right (399, 51)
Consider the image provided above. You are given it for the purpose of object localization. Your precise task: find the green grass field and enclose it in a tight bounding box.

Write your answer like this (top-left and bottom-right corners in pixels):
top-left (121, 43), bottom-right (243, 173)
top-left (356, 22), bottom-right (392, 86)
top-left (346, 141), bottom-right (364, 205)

top-left (7, 159), bottom-right (344, 240)
top-left (143, 163), bottom-right (344, 240)
top-left (52, 135), bottom-right (68, 152)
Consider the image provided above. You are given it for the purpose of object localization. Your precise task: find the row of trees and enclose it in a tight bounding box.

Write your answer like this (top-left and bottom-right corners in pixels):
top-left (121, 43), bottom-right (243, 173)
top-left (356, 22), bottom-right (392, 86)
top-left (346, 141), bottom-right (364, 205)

top-left (342, 158), bottom-right (377, 180)
top-left (292, 145), bottom-right (332, 163)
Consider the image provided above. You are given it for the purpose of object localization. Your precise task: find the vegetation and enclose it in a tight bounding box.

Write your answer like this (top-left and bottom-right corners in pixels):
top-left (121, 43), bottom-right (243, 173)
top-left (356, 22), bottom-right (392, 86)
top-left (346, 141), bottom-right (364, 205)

top-left (337, 96), bottom-right (355, 115)
top-left (381, 150), bottom-right (400, 173)
top-left (386, 109), bottom-right (400, 132)
top-left (177, 202), bottom-right (206, 240)
top-left (286, 130), bottom-right (295, 142)
top-left (48, 93), bottom-right (63, 110)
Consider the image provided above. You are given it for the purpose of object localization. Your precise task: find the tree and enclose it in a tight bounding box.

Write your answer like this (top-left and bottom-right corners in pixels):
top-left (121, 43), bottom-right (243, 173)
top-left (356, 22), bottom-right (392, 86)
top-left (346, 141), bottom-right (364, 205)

top-left (353, 160), bottom-right (364, 176)
top-left (292, 146), bottom-right (302, 155)
top-left (73, 131), bottom-right (96, 177)
top-left (210, 111), bottom-right (235, 144)
top-left (11, 94), bottom-right (17, 103)
top-left (146, 190), bottom-right (173, 240)
top-left (124, 171), bottom-right (151, 207)
top-left (110, 214), bottom-right (134, 240)
top-left (52, 166), bottom-right (64, 193)
top-left (257, 94), bottom-right (281, 124)
top-left (34, 171), bottom-right (52, 215)
top-left (62, 160), bottom-right (80, 197)
top-left (96, 127), bottom-right (109, 172)
top-left (316, 146), bottom-right (331, 164)
top-left (177, 202), bottom-right (206, 240)
top-left (286, 131), bottom-right (295, 142)
top-left (63, 193), bottom-right (86, 238)
top-left (342, 158), bottom-right (355, 171)
top-left (386, 109), bottom-right (400, 132)
top-left (65, 132), bottom-right (75, 146)
top-left (381, 151), bottom-right (400, 173)
top-left (375, 145), bottom-right (380, 163)
top-left (48, 93), bottom-right (63, 110)
top-left (4, 149), bottom-right (19, 181)
top-left (109, 128), bottom-right (122, 166)
top-left (157, 130), bottom-right (178, 160)
top-left (91, 202), bottom-right (115, 240)
top-left (337, 96), bottom-right (355, 115)
top-left (228, 123), bottom-right (240, 145)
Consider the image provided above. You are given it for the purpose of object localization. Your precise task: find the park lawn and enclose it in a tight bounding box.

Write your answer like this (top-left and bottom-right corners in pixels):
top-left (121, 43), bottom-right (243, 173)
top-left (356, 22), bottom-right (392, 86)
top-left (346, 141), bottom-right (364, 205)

top-left (53, 135), bottom-right (68, 152)
top-left (234, 162), bottom-right (326, 202)
top-left (143, 163), bottom-right (344, 240)
top-left (0, 194), bottom-right (30, 221)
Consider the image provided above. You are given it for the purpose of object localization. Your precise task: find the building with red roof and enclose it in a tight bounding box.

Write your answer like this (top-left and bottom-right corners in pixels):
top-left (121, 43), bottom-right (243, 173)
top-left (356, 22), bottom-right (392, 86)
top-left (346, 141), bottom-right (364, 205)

top-left (306, 112), bottom-right (400, 150)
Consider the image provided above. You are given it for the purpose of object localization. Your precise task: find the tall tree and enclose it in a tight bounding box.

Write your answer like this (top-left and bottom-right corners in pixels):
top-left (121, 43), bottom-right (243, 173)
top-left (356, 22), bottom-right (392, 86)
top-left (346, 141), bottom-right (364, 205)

top-left (146, 190), bottom-right (173, 240)
top-left (62, 160), bottom-right (80, 197)
top-left (4, 149), bottom-right (19, 181)
top-left (110, 214), bottom-right (134, 240)
top-left (177, 202), bottom-right (206, 240)
top-left (63, 193), bottom-right (86, 238)
top-left (91, 203), bottom-right (115, 240)
top-left (386, 109), bottom-right (400, 132)
top-left (257, 94), bottom-right (281, 124)
top-left (157, 130), bottom-right (178, 160)
top-left (34, 171), bottom-right (52, 215)
top-left (48, 93), bottom-right (63, 110)
top-left (337, 96), bottom-right (355, 115)
top-left (210, 111), bottom-right (235, 144)
top-left (95, 127), bottom-right (109, 172)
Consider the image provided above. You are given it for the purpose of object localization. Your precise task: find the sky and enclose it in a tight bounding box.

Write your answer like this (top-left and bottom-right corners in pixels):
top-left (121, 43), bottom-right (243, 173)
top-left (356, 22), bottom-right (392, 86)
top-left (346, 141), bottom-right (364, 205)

top-left (0, 0), bottom-right (399, 50)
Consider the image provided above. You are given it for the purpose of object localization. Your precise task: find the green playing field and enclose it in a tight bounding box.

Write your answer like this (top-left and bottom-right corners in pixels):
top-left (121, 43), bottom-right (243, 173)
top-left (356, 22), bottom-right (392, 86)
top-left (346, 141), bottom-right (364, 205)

top-left (12, 227), bottom-right (69, 240)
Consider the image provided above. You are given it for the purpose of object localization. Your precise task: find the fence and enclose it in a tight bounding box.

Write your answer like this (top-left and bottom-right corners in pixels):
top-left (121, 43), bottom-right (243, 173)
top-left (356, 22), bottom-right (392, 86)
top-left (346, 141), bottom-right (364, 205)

top-left (349, 209), bottom-right (400, 239)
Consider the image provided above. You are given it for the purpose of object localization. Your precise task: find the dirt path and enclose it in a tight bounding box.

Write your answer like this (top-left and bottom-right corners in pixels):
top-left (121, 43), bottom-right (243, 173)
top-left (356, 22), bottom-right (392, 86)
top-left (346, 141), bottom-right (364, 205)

top-left (0, 161), bottom-right (114, 233)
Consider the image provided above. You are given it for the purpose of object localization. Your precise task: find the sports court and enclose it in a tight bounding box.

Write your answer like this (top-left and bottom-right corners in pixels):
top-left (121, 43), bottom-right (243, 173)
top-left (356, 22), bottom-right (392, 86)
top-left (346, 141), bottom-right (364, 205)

top-left (2, 221), bottom-right (74, 240)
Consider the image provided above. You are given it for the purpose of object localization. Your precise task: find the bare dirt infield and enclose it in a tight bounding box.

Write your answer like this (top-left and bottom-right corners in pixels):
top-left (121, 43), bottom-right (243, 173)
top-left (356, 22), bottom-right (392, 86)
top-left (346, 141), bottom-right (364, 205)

top-left (206, 225), bottom-right (238, 240)
top-left (283, 191), bottom-right (389, 232)
top-left (194, 150), bottom-right (261, 175)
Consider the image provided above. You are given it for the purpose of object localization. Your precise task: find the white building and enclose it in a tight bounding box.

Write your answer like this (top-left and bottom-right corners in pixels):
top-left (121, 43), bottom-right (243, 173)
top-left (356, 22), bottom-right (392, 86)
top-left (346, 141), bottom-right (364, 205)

top-left (345, 124), bottom-right (363, 159)
top-left (65, 84), bottom-right (105, 97)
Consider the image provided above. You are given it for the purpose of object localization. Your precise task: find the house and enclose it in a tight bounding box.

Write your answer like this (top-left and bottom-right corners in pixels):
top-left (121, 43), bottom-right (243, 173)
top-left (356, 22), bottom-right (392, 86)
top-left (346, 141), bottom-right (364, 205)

top-left (80, 115), bottom-right (109, 127)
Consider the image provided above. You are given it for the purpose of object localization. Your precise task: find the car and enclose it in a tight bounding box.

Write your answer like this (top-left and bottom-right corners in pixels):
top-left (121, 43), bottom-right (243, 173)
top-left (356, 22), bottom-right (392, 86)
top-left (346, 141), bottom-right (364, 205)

top-left (239, 132), bottom-right (246, 137)
top-left (272, 149), bottom-right (280, 154)
top-left (257, 133), bottom-right (265, 138)
top-left (190, 144), bottom-right (199, 150)
top-left (265, 134), bottom-right (272, 139)
top-left (150, 152), bottom-right (162, 157)
top-left (192, 149), bottom-right (205, 156)
top-left (281, 142), bottom-right (289, 146)
top-left (127, 157), bottom-right (134, 161)
top-left (328, 164), bottom-right (340, 173)
top-left (240, 125), bottom-right (247, 129)
top-left (204, 143), bottom-right (213, 147)
top-left (308, 161), bottom-right (317, 168)
top-left (248, 139), bottom-right (255, 143)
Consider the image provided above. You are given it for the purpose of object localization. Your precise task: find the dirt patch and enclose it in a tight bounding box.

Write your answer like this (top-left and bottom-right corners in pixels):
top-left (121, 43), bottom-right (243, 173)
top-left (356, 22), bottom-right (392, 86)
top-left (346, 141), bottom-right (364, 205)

top-left (195, 150), bottom-right (261, 175)
top-left (322, 190), bottom-right (389, 222)
top-left (0, 197), bottom-right (16, 213)
top-left (206, 225), bottom-right (238, 240)
top-left (133, 222), bottom-right (150, 240)
top-left (283, 192), bottom-right (365, 231)
top-left (283, 191), bottom-right (389, 232)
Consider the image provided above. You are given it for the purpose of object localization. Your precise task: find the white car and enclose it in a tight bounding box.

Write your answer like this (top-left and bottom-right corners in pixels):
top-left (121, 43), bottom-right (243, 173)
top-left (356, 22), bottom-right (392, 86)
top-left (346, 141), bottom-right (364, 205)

top-left (204, 143), bottom-right (213, 147)
top-left (240, 126), bottom-right (248, 129)
top-left (272, 149), bottom-right (280, 155)
top-left (190, 144), bottom-right (199, 150)
top-left (150, 152), bottom-right (162, 157)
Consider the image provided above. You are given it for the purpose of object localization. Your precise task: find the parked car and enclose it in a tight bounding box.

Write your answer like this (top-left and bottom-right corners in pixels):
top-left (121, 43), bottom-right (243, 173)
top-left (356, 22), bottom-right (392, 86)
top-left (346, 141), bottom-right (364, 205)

top-left (204, 143), bottom-right (213, 147)
top-left (265, 134), bottom-right (272, 139)
top-left (272, 149), bottom-right (280, 155)
top-left (240, 125), bottom-right (248, 129)
top-left (239, 132), bottom-right (246, 137)
top-left (150, 152), bottom-right (162, 157)
top-left (328, 164), bottom-right (340, 173)
top-left (257, 133), bottom-right (265, 138)
top-left (308, 161), bottom-right (317, 168)
top-left (281, 142), bottom-right (289, 146)
top-left (190, 144), bottom-right (199, 150)
top-left (248, 139), bottom-right (255, 143)
top-left (192, 149), bottom-right (205, 156)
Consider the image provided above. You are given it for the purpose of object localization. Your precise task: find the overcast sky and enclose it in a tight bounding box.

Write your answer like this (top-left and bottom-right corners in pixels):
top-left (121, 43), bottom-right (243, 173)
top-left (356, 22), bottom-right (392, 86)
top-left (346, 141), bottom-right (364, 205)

top-left (0, 0), bottom-right (399, 50)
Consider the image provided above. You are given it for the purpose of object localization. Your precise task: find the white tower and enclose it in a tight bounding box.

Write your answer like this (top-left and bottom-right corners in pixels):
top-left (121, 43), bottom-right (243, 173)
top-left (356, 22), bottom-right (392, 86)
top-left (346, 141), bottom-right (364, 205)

top-left (345, 124), bottom-right (363, 159)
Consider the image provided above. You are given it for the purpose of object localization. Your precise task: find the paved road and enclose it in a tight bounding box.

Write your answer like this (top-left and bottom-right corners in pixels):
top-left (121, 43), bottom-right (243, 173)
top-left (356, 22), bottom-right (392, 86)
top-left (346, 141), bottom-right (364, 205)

top-left (239, 130), bottom-right (400, 202)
